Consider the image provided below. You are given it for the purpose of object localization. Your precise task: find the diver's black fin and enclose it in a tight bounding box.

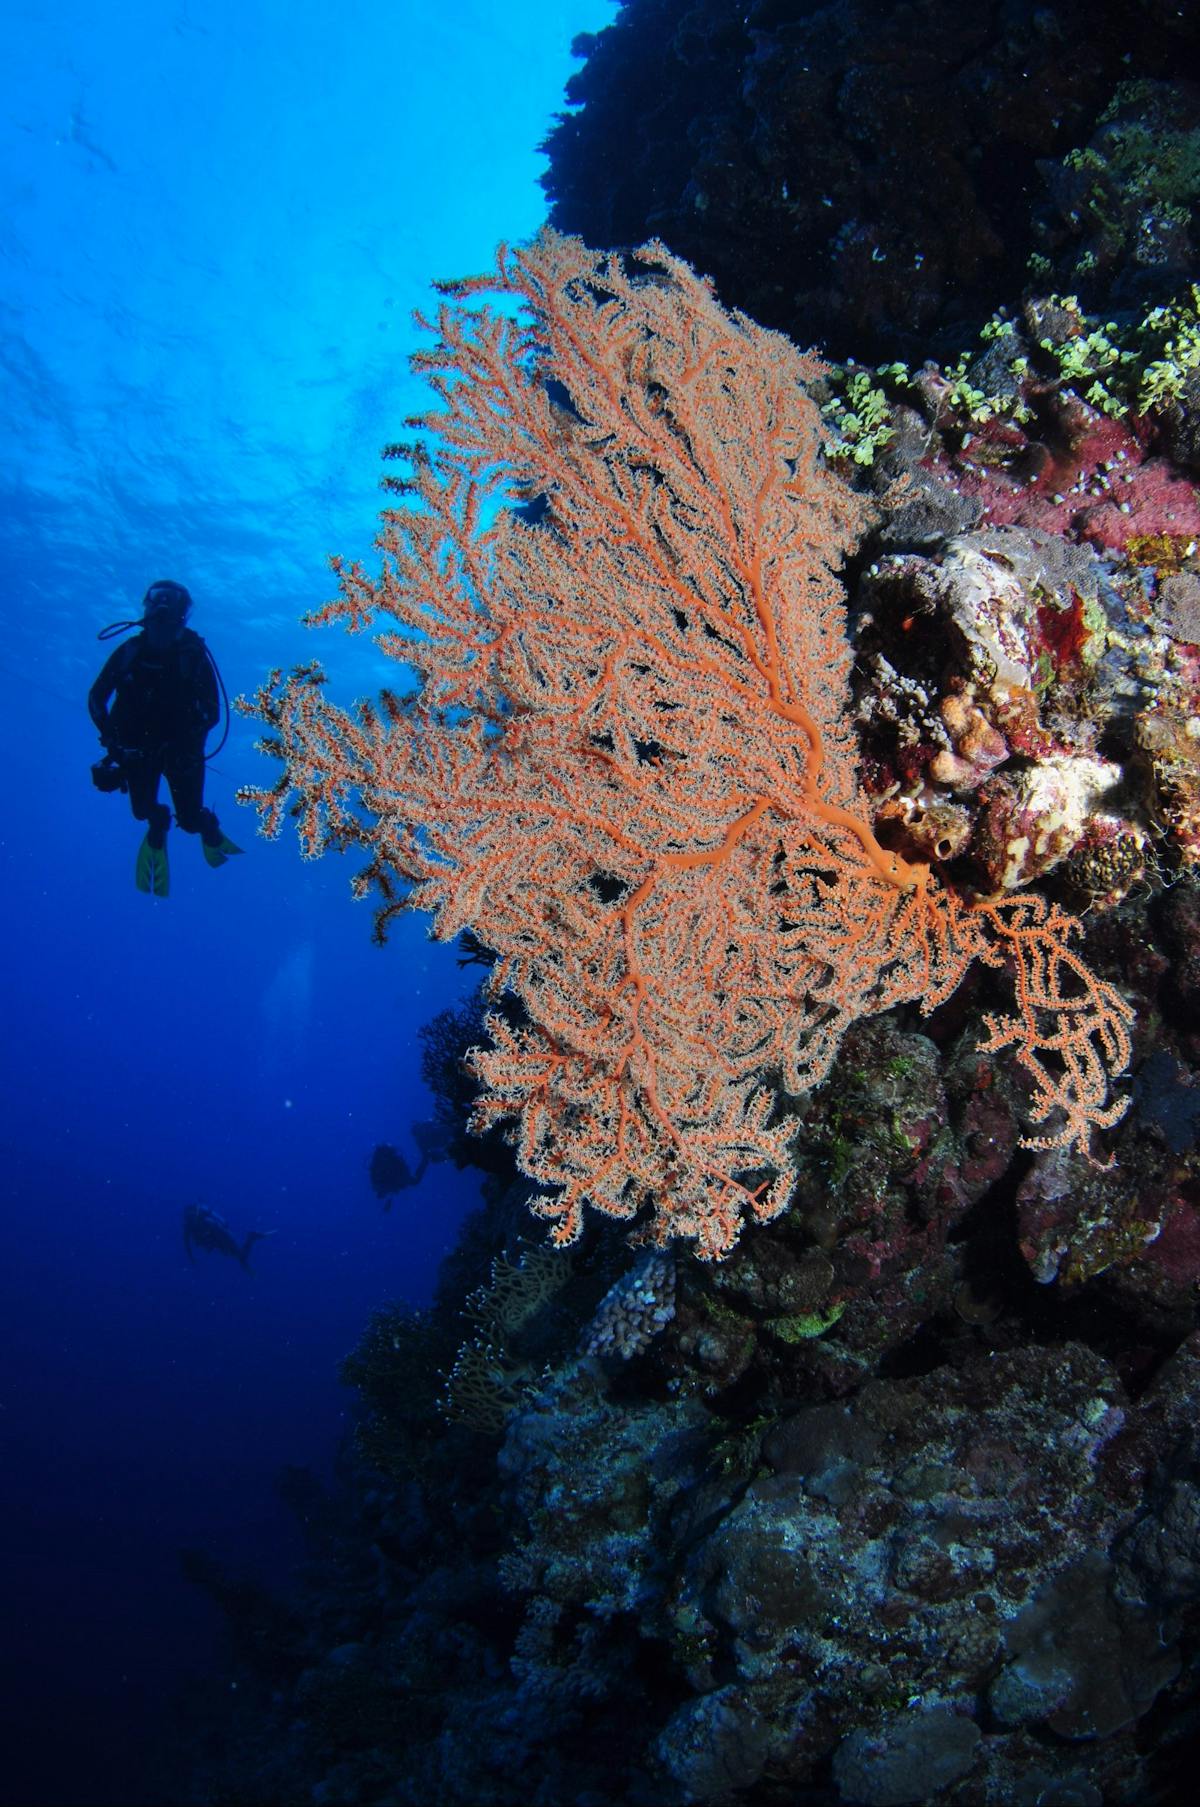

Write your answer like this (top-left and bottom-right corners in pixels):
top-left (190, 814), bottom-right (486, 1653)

top-left (238, 1229), bottom-right (276, 1270)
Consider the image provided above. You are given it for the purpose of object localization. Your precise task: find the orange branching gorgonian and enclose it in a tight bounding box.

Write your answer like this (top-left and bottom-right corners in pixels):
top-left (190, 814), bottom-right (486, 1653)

top-left (243, 231), bottom-right (1133, 1259)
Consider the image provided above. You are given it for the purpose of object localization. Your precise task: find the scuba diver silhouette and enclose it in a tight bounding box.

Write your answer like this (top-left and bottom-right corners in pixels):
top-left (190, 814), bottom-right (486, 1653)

top-left (88, 580), bottom-right (241, 896)
top-left (183, 1204), bottom-right (274, 1272)
top-left (369, 1121), bottom-right (453, 1209)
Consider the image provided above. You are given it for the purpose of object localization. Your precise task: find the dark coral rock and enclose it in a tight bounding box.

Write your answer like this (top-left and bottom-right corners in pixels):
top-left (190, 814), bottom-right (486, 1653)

top-left (832, 1704), bottom-right (981, 1805)
top-left (1117, 1470), bottom-right (1200, 1640)
top-left (1161, 876), bottom-right (1200, 1027)
top-left (1133, 1049), bottom-right (1200, 1155)
top-left (762, 1400), bottom-right (882, 1498)
top-left (1159, 569), bottom-right (1200, 642)
top-left (653, 1685), bottom-right (774, 1801)
top-left (542, 0), bottom-right (1200, 362)
top-left (1158, 366), bottom-right (1200, 476)
top-left (1112, 1340), bottom-right (1200, 1613)
top-left (1014, 1143), bottom-right (1168, 1289)
top-left (989, 1552), bottom-right (1180, 1739)
top-left (497, 1364), bottom-right (710, 1620)
top-left (665, 1342), bottom-right (1137, 1786)
top-left (1032, 79), bottom-right (1200, 312)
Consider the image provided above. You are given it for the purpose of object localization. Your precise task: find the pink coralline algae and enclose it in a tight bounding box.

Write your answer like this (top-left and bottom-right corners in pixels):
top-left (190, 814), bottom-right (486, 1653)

top-left (923, 392), bottom-right (1200, 553)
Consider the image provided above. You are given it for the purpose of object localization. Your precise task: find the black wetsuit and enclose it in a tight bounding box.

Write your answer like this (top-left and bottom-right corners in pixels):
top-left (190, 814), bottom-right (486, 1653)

top-left (88, 628), bottom-right (220, 843)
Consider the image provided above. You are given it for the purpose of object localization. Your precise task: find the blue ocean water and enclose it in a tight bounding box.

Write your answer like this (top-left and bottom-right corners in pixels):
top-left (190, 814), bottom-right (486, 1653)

top-left (0, 5), bottom-right (612, 1801)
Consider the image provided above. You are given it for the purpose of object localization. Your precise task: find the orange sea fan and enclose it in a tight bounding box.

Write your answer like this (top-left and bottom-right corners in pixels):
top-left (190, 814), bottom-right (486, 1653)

top-left (242, 230), bottom-right (1132, 1259)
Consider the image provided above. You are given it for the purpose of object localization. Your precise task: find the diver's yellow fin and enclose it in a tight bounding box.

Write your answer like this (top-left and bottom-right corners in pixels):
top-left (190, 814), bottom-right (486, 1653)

top-left (135, 835), bottom-right (170, 897)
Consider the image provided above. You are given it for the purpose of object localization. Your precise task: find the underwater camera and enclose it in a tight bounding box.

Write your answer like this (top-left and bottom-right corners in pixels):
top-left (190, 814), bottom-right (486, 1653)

top-left (91, 754), bottom-right (128, 794)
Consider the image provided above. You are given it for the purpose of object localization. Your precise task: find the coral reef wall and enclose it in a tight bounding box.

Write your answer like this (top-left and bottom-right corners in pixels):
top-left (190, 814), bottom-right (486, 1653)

top-left (190, 11), bottom-right (1200, 1805)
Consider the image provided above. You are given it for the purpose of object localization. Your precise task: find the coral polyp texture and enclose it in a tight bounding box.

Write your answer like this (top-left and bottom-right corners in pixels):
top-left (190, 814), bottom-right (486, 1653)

top-left (243, 232), bottom-right (1132, 1258)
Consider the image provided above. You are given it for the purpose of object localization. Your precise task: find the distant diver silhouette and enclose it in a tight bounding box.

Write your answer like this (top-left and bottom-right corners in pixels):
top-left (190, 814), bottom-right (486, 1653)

top-left (183, 1203), bottom-right (274, 1271)
top-left (369, 1121), bottom-right (453, 1210)
top-left (369, 1144), bottom-right (412, 1203)
top-left (89, 580), bottom-right (241, 896)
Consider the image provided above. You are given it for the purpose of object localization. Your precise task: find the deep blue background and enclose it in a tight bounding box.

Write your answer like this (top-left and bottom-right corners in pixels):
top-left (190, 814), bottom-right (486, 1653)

top-left (0, 4), bottom-right (612, 1801)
